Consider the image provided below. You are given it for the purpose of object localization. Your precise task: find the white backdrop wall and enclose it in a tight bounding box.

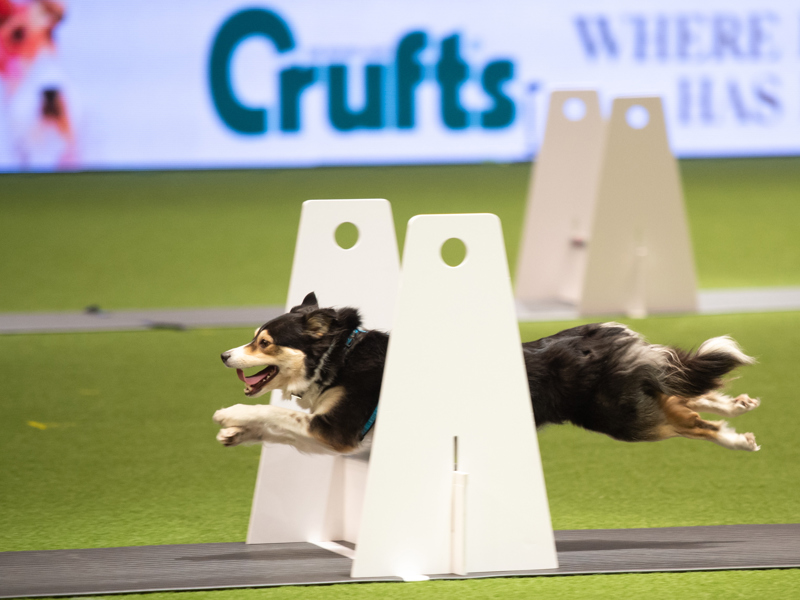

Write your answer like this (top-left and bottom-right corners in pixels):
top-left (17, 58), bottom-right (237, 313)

top-left (0, 0), bottom-right (797, 171)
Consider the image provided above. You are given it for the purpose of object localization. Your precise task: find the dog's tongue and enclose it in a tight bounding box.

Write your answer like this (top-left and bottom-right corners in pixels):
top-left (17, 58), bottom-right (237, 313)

top-left (237, 368), bottom-right (270, 386)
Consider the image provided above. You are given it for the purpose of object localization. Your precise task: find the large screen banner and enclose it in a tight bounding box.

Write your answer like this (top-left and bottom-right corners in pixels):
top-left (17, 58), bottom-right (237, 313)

top-left (0, 0), bottom-right (798, 171)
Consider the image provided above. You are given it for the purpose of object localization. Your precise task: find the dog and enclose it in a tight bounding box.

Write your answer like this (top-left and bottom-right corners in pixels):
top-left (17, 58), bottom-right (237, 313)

top-left (214, 292), bottom-right (760, 454)
top-left (0, 0), bottom-right (77, 170)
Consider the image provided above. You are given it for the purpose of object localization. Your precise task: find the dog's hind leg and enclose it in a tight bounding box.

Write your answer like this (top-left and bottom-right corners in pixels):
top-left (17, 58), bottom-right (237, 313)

top-left (656, 395), bottom-right (760, 451)
top-left (685, 391), bottom-right (760, 417)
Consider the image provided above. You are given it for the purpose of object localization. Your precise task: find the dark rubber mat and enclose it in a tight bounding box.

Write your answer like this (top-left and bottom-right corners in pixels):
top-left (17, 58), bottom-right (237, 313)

top-left (2, 524), bottom-right (798, 598)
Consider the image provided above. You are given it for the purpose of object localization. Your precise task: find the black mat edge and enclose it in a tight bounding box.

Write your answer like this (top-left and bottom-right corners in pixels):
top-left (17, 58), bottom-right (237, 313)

top-left (3, 524), bottom-right (800, 599)
top-left (7, 565), bottom-right (800, 599)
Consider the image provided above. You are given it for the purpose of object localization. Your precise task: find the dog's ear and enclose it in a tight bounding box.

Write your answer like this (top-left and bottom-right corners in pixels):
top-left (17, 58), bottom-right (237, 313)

top-left (303, 310), bottom-right (333, 338)
top-left (290, 292), bottom-right (319, 314)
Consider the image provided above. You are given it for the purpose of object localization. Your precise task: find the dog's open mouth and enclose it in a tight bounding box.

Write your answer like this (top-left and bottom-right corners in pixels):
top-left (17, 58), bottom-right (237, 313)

top-left (237, 366), bottom-right (279, 395)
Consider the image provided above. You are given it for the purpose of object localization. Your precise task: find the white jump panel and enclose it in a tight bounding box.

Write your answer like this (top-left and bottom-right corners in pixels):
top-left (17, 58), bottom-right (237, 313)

top-left (352, 214), bottom-right (557, 578)
top-left (247, 199), bottom-right (400, 544)
top-left (581, 98), bottom-right (697, 317)
top-left (515, 90), bottom-right (606, 305)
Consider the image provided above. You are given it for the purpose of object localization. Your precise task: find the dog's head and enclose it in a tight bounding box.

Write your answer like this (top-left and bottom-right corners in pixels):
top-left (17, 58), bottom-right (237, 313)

top-left (0, 0), bottom-right (64, 69)
top-left (220, 292), bottom-right (357, 399)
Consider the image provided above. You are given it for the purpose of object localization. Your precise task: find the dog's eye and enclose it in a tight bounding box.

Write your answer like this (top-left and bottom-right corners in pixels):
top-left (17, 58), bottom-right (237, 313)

top-left (259, 339), bottom-right (271, 348)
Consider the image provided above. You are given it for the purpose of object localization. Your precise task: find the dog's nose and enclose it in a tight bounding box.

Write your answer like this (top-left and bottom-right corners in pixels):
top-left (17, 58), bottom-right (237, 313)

top-left (220, 352), bottom-right (230, 365)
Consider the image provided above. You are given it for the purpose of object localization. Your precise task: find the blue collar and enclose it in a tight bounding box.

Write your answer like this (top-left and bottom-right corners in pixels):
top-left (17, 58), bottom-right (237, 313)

top-left (360, 405), bottom-right (378, 440)
top-left (345, 327), bottom-right (378, 441)
top-left (345, 327), bottom-right (366, 347)
top-left (346, 327), bottom-right (376, 440)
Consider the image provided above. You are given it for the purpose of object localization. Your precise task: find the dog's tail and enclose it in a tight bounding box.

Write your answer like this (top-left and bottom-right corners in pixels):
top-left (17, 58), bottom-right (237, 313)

top-left (661, 336), bottom-right (755, 398)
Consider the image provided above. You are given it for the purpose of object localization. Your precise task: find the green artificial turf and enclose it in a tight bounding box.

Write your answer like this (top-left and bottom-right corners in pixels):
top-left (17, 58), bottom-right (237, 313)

top-left (2, 311), bottom-right (798, 555)
top-left (0, 164), bottom-right (529, 312)
top-left (2, 157), bottom-right (800, 313)
top-left (681, 158), bottom-right (800, 289)
top-left (0, 326), bottom-right (262, 552)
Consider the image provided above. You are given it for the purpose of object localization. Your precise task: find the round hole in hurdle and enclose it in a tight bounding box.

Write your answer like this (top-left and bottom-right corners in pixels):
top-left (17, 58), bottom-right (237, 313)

top-left (441, 237), bottom-right (467, 267)
top-left (562, 97), bottom-right (586, 121)
top-left (625, 104), bottom-right (650, 129)
top-left (334, 221), bottom-right (359, 250)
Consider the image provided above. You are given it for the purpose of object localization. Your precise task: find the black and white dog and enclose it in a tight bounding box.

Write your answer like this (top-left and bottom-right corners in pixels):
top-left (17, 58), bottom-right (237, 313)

top-left (214, 292), bottom-right (760, 454)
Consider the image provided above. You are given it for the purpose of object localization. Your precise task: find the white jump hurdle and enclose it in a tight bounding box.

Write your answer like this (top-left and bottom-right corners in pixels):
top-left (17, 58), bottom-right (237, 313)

top-left (247, 201), bottom-right (557, 578)
top-left (352, 213), bottom-right (557, 578)
top-left (516, 91), bottom-right (697, 318)
top-left (247, 198), bottom-right (400, 546)
top-left (582, 97), bottom-right (697, 317)
top-left (515, 90), bottom-right (606, 306)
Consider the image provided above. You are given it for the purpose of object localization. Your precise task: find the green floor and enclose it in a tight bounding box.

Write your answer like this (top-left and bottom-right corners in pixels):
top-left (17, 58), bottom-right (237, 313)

top-left (2, 160), bottom-right (800, 598)
top-left (3, 312), bottom-right (797, 553)
top-left (2, 313), bottom-right (799, 597)
top-left (89, 570), bottom-right (800, 600)
top-left (1, 158), bottom-right (800, 313)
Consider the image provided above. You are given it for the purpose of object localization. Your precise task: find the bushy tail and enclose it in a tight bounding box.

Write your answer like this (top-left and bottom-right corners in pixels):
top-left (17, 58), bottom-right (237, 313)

top-left (662, 336), bottom-right (755, 398)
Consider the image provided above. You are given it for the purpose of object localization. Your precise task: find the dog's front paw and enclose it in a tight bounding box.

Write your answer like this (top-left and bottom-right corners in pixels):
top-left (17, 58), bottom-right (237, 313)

top-left (214, 404), bottom-right (259, 427)
top-left (214, 405), bottom-right (268, 447)
top-left (217, 426), bottom-right (251, 446)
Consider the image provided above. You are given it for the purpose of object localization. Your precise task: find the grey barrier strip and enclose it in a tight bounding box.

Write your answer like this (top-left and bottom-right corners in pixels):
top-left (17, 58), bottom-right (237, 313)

top-left (1, 288), bottom-right (800, 334)
top-left (0, 306), bottom-right (286, 334)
